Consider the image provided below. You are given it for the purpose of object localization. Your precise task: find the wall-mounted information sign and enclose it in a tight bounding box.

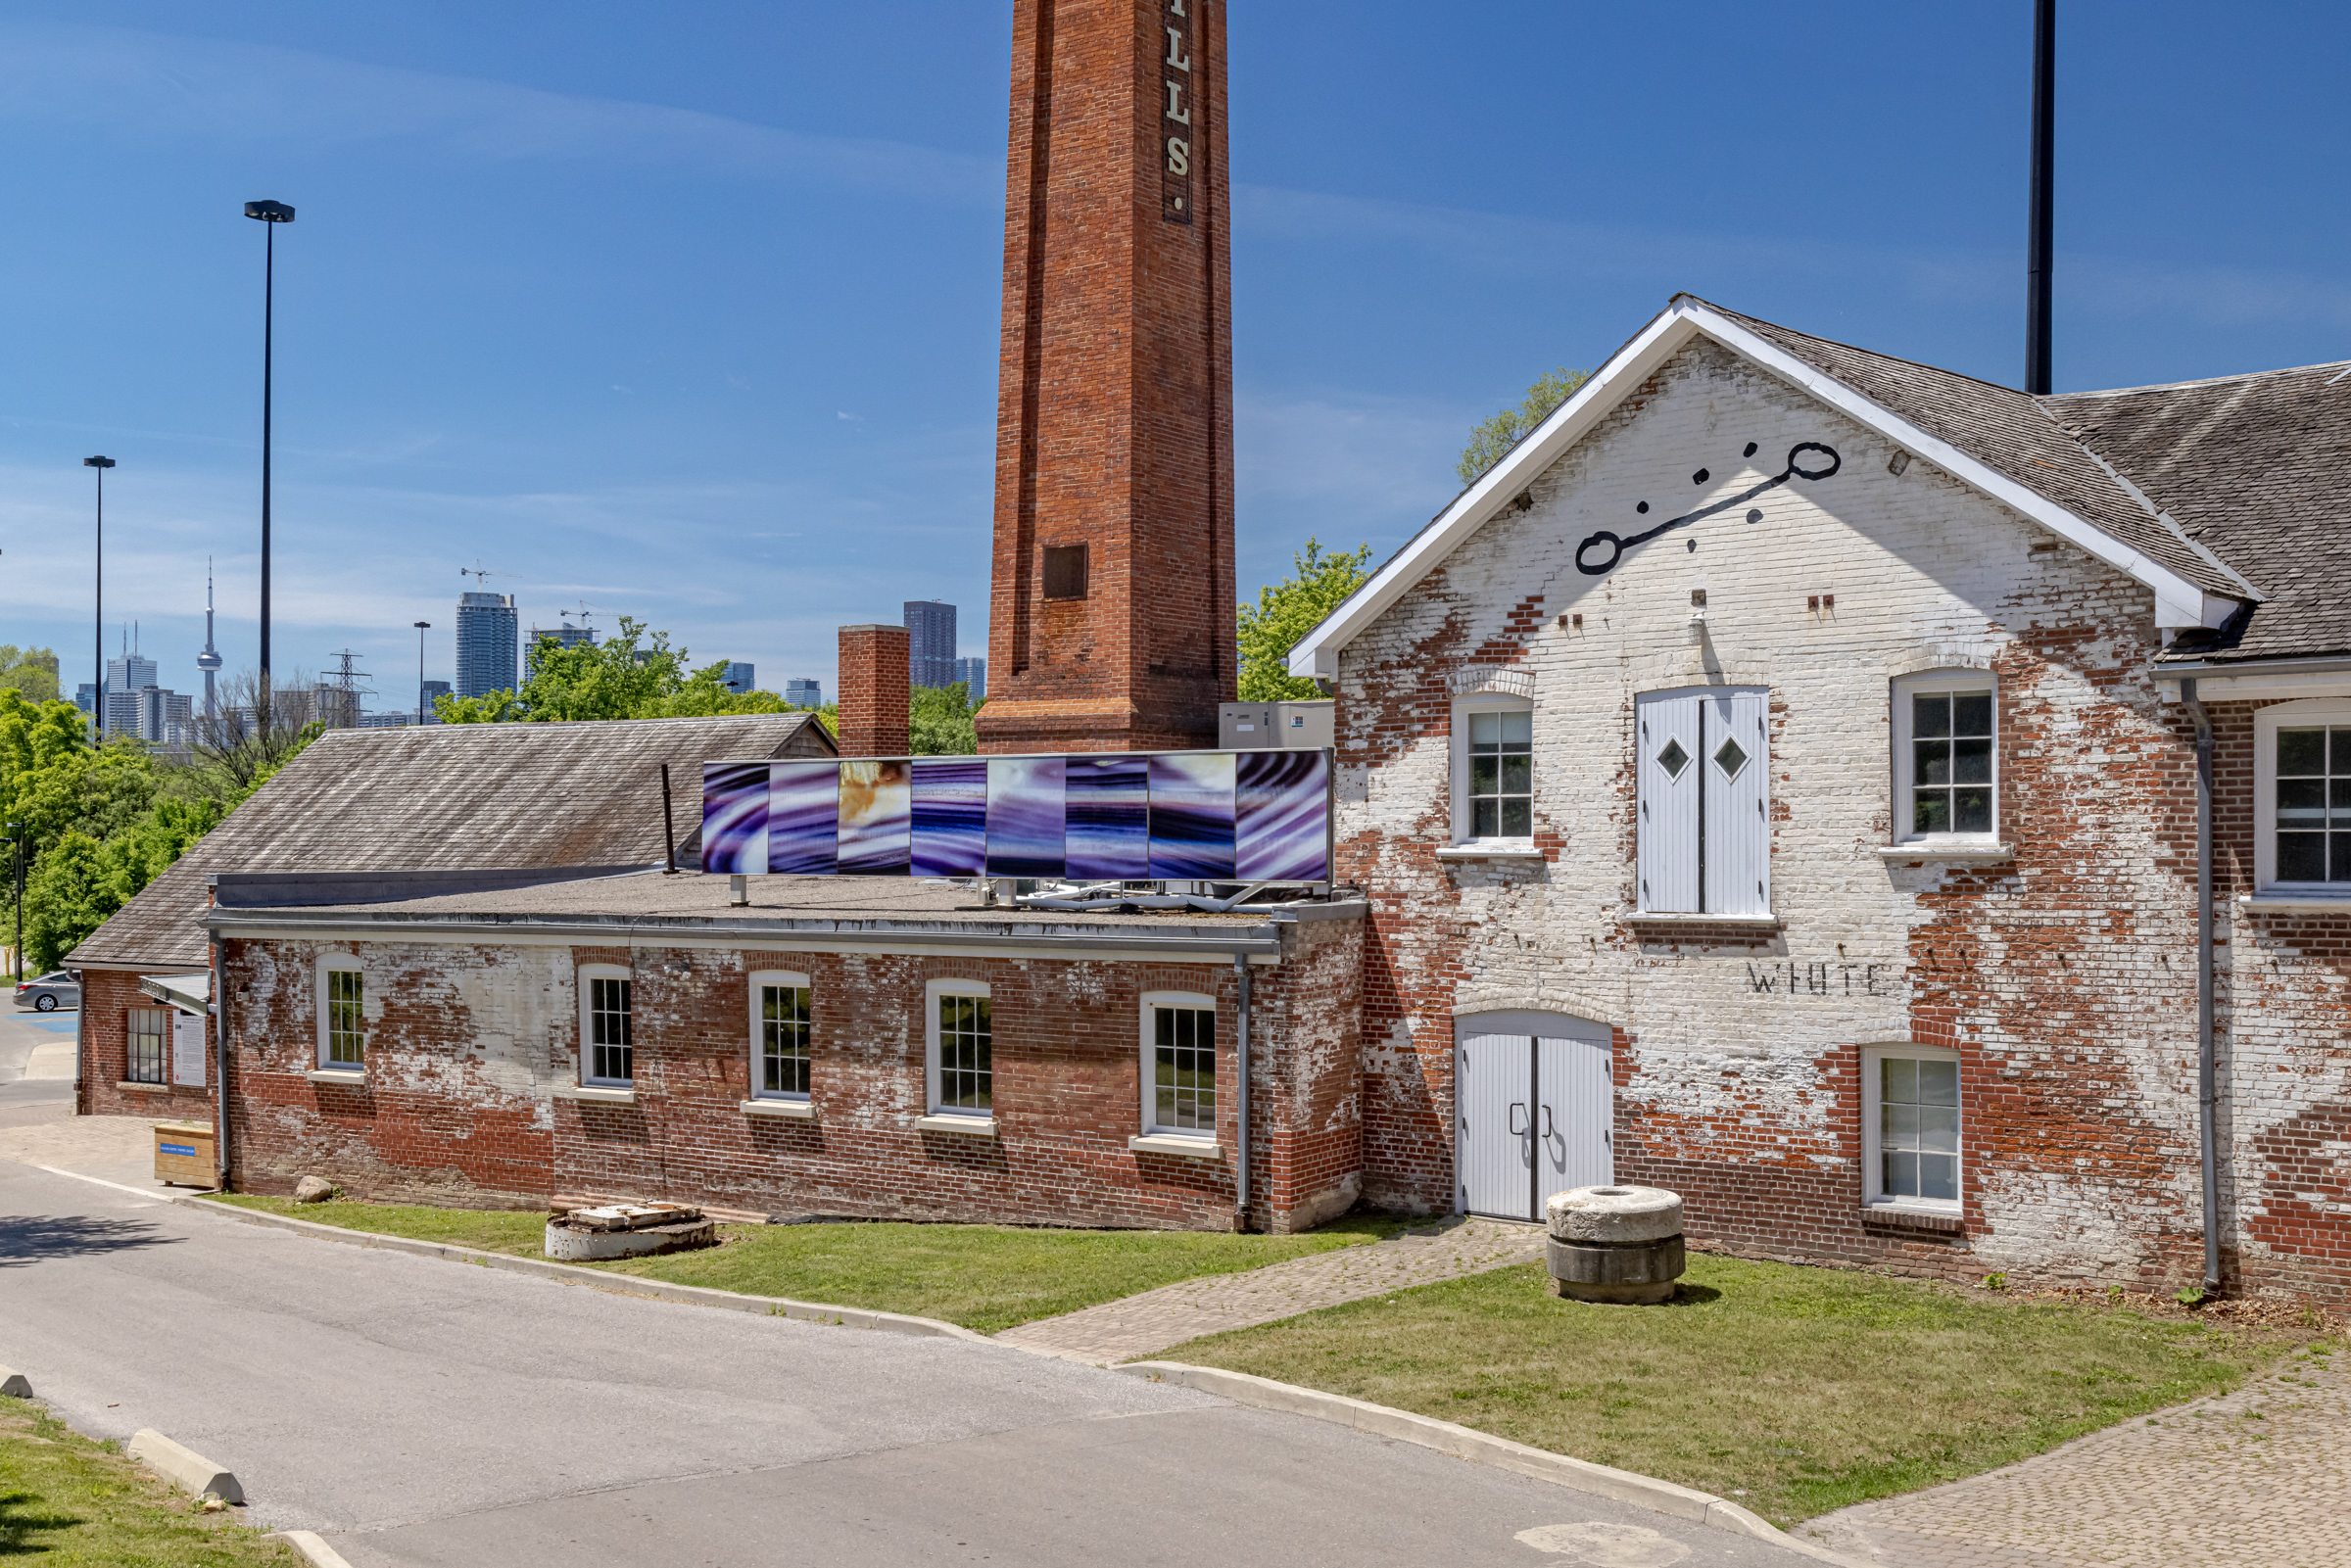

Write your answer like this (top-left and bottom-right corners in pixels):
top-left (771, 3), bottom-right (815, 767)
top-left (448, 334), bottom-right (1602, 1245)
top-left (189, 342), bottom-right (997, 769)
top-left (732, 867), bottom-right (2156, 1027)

top-left (702, 749), bottom-right (1329, 882)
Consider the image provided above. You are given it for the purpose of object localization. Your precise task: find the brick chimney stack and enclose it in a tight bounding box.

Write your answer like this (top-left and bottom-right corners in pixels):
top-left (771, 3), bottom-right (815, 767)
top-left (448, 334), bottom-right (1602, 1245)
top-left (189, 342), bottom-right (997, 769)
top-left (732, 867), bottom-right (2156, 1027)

top-left (837, 625), bottom-right (909, 758)
top-left (976, 0), bottom-right (1234, 755)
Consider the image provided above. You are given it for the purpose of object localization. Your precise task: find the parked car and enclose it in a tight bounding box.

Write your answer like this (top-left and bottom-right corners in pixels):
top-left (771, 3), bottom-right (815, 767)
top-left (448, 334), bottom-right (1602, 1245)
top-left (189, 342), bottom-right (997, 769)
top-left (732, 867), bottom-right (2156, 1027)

top-left (12, 971), bottom-right (79, 1013)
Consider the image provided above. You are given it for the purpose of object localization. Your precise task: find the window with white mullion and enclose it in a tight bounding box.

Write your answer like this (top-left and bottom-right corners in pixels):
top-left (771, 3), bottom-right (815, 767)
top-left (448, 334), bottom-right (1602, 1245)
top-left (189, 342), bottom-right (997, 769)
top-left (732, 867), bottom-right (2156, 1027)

top-left (584, 973), bottom-right (634, 1086)
top-left (757, 983), bottom-right (811, 1098)
top-left (324, 969), bottom-right (364, 1068)
top-left (1864, 1047), bottom-right (1962, 1209)
top-left (2276, 724), bottom-right (2351, 884)
top-left (1893, 675), bottom-right (1998, 843)
top-left (1467, 710), bottom-right (1532, 839)
top-left (935, 992), bottom-right (991, 1113)
top-left (1149, 1004), bottom-right (1217, 1135)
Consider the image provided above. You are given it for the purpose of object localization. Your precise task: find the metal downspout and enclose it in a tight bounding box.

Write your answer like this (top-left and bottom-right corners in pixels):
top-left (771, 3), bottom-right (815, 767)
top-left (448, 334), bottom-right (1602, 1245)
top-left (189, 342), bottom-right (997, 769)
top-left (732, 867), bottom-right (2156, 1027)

top-left (211, 877), bottom-right (229, 1189)
top-left (2184, 680), bottom-right (2220, 1293)
top-left (1234, 955), bottom-right (1252, 1233)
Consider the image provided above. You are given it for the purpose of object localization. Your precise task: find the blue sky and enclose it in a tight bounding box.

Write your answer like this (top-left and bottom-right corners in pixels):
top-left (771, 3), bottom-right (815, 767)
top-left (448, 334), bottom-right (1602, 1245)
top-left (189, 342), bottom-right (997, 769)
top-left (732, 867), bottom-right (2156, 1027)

top-left (4, 1), bottom-right (2346, 708)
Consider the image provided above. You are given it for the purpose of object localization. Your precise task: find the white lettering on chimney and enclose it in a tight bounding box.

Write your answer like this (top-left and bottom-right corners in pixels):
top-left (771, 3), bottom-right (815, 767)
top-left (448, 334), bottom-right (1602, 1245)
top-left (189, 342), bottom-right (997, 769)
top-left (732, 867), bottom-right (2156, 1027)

top-left (1167, 138), bottom-right (1190, 176)
top-left (1166, 26), bottom-right (1190, 71)
top-left (1165, 79), bottom-right (1189, 124)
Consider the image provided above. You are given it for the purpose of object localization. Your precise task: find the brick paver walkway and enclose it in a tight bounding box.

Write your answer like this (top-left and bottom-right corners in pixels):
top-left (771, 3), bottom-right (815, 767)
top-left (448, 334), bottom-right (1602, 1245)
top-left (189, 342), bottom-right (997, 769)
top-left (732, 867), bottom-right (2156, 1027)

top-left (1804, 1342), bottom-right (2351, 1566)
top-left (995, 1216), bottom-right (1546, 1364)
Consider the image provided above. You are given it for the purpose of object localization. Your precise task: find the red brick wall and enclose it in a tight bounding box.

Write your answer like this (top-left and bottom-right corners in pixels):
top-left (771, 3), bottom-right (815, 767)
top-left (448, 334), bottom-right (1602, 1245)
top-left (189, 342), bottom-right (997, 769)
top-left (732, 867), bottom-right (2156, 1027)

top-left (979, 0), bottom-right (1235, 755)
top-left (221, 916), bottom-right (1365, 1234)
top-left (76, 967), bottom-right (215, 1124)
top-left (837, 625), bottom-right (910, 759)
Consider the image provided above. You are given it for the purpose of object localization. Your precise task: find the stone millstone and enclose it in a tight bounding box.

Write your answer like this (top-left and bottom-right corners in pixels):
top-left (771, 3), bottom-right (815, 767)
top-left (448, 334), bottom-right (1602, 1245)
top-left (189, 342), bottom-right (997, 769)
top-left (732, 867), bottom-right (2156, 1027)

top-left (544, 1216), bottom-right (717, 1262)
top-left (1544, 1184), bottom-right (1683, 1244)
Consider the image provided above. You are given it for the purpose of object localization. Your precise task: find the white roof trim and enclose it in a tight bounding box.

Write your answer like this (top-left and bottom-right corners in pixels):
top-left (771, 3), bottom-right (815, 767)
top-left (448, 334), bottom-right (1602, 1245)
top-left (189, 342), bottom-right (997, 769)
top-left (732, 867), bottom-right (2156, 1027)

top-left (1288, 300), bottom-right (2227, 678)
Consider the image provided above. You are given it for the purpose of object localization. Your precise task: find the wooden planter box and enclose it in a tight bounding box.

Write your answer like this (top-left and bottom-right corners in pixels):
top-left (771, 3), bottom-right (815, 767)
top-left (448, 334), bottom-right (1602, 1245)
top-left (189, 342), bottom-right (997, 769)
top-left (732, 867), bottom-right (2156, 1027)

top-left (153, 1121), bottom-right (216, 1188)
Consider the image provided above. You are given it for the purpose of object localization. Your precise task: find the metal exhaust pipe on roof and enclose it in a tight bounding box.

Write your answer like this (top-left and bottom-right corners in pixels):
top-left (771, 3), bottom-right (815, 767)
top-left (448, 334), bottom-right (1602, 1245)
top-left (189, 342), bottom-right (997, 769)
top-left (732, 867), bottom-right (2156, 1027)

top-left (2025, 0), bottom-right (2055, 397)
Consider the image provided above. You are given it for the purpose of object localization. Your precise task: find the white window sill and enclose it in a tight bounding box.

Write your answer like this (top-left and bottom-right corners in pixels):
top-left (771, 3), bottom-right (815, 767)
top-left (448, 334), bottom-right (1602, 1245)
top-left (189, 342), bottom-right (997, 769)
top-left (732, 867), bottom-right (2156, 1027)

top-left (1624, 911), bottom-right (1782, 928)
top-left (1129, 1133), bottom-right (1223, 1160)
top-left (741, 1098), bottom-right (816, 1119)
top-left (554, 1084), bottom-right (639, 1105)
top-left (1858, 1203), bottom-right (1963, 1231)
top-left (1876, 840), bottom-right (2014, 866)
top-left (915, 1114), bottom-right (997, 1136)
top-left (305, 1069), bottom-right (366, 1086)
top-left (116, 1079), bottom-right (171, 1094)
top-left (2240, 893), bottom-right (2351, 913)
top-left (1435, 843), bottom-right (1543, 861)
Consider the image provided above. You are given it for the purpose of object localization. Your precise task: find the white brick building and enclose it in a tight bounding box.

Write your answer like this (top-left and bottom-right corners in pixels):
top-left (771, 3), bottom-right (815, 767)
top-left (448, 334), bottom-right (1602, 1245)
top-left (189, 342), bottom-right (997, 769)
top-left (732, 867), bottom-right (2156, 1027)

top-left (1291, 296), bottom-right (2350, 1307)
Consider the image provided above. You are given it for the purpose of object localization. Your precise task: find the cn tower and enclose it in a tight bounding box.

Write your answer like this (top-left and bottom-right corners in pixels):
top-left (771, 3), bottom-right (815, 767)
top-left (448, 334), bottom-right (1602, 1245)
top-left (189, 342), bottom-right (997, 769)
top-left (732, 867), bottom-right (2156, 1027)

top-left (196, 557), bottom-right (224, 721)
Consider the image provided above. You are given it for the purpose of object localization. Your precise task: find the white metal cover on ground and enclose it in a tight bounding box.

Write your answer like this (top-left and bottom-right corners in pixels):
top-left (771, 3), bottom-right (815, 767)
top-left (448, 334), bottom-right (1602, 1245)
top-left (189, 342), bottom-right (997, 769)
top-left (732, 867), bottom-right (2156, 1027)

top-left (1536, 1035), bottom-right (1614, 1194)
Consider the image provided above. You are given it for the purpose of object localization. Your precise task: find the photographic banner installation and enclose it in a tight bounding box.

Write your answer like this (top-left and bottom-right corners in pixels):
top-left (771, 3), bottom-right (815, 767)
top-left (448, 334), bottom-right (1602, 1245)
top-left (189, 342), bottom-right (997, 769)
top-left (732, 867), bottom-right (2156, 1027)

top-left (702, 749), bottom-right (1330, 882)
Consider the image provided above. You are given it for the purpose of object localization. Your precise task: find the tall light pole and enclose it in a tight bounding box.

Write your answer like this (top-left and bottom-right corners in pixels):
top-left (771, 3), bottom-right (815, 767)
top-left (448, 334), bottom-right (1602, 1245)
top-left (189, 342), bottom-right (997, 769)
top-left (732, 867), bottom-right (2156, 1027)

top-left (245, 199), bottom-right (296, 695)
top-left (413, 621), bottom-right (432, 725)
top-left (5, 821), bottom-right (22, 980)
top-left (82, 456), bottom-right (114, 738)
top-left (2025, 0), bottom-right (2054, 396)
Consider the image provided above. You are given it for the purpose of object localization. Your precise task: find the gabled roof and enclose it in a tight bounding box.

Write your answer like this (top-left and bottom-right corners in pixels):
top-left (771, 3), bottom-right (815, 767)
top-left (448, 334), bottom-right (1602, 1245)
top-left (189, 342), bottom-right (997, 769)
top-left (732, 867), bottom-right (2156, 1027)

top-left (2048, 363), bottom-right (2351, 663)
top-left (1288, 296), bottom-right (2264, 680)
top-left (71, 711), bottom-right (835, 971)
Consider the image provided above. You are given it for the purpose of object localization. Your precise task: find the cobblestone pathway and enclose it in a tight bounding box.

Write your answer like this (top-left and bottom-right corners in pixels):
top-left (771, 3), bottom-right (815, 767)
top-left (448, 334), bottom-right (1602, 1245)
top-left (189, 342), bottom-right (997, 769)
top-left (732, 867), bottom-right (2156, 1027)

top-left (995, 1216), bottom-right (1546, 1364)
top-left (1805, 1340), bottom-right (2351, 1567)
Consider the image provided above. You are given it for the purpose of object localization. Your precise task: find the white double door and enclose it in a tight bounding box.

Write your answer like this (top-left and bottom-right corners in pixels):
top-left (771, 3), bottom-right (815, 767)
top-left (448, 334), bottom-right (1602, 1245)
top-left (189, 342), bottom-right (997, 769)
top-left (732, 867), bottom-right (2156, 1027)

top-left (1457, 1023), bottom-right (1613, 1221)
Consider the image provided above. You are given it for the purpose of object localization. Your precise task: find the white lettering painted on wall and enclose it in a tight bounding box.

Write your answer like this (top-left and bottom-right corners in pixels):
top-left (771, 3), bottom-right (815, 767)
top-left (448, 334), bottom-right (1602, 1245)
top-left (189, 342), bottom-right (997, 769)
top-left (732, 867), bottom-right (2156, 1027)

top-left (1167, 138), bottom-right (1190, 175)
top-left (1166, 79), bottom-right (1189, 124)
top-left (1165, 26), bottom-right (1191, 71)
top-left (1161, 0), bottom-right (1198, 221)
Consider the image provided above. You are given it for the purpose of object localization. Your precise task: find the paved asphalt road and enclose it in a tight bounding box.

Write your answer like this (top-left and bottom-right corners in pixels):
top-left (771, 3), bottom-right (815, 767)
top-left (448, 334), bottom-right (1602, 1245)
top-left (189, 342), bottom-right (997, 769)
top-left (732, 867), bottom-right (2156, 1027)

top-left (0, 1110), bottom-right (1798, 1565)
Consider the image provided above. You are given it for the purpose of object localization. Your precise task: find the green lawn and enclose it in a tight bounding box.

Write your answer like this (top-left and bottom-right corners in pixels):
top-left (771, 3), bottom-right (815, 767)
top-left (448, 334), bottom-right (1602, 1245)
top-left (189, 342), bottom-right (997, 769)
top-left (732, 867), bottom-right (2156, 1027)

top-left (0, 1396), bottom-right (300, 1564)
top-left (1165, 1256), bottom-right (2318, 1526)
top-left (201, 1195), bottom-right (1411, 1335)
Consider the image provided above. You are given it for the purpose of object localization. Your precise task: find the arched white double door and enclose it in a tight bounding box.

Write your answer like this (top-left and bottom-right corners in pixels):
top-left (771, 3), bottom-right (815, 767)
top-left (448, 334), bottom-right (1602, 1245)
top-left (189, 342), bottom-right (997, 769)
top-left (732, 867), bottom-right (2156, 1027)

top-left (1455, 1011), bottom-right (1614, 1222)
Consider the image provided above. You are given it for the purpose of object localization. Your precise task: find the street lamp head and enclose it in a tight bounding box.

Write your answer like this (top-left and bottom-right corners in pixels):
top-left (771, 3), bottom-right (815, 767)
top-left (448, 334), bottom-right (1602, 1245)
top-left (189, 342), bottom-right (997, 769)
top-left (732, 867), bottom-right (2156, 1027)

top-left (82, 455), bottom-right (115, 469)
top-left (413, 621), bottom-right (431, 630)
top-left (244, 200), bottom-right (296, 223)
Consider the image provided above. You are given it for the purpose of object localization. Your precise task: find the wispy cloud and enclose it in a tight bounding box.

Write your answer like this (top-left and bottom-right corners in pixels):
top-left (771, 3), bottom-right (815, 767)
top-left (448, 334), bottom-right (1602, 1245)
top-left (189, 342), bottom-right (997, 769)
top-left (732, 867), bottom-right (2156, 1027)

top-left (0, 20), bottom-right (996, 205)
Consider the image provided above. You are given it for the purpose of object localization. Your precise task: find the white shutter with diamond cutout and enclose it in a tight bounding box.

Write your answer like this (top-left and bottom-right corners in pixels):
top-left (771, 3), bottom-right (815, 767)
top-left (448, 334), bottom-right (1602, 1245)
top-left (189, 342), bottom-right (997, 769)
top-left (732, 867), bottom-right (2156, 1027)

top-left (1703, 688), bottom-right (1771, 916)
top-left (1636, 689), bottom-right (1703, 913)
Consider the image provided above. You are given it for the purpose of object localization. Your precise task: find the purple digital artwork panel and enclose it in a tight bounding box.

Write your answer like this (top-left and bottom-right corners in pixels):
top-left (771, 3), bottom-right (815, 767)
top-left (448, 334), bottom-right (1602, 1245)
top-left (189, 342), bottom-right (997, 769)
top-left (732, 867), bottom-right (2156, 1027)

top-left (1066, 755), bottom-right (1149, 880)
top-left (1148, 753), bottom-right (1235, 879)
top-left (766, 760), bottom-right (839, 875)
top-left (838, 759), bottom-right (912, 875)
top-left (700, 763), bottom-right (769, 875)
top-left (985, 756), bottom-right (1065, 878)
top-left (1237, 749), bottom-right (1329, 881)
top-left (911, 759), bottom-right (987, 878)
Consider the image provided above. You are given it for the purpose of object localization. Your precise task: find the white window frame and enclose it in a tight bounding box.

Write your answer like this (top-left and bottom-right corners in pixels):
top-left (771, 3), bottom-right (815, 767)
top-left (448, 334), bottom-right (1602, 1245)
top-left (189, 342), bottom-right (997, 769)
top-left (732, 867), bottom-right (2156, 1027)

top-left (578, 963), bottom-right (635, 1088)
top-left (126, 1006), bottom-right (169, 1085)
top-left (1139, 990), bottom-right (1220, 1142)
top-left (748, 969), bottom-right (813, 1102)
top-left (924, 977), bottom-right (993, 1118)
top-left (1860, 1043), bottom-right (1963, 1213)
top-left (316, 954), bottom-right (364, 1071)
top-left (1892, 671), bottom-right (2000, 848)
top-left (2255, 698), bottom-right (2351, 895)
top-left (1450, 694), bottom-right (1536, 848)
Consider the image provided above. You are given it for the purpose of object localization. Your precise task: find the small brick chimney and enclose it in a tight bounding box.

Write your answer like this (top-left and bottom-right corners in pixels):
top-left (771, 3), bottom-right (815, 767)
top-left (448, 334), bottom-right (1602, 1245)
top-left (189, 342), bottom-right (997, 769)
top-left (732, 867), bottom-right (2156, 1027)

top-left (837, 624), bottom-right (909, 758)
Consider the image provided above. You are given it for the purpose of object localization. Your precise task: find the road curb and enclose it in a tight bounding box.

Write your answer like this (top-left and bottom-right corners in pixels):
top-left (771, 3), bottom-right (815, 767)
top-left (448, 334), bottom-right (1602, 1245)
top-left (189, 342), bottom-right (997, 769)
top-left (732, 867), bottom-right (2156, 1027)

top-left (1114, 1361), bottom-right (1876, 1568)
top-left (179, 1196), bottom-right (995, 1346)
top-left (125, 1426), bottom-right (243, 1504)
top-left (273, 1529), bottom-right (357, 1567)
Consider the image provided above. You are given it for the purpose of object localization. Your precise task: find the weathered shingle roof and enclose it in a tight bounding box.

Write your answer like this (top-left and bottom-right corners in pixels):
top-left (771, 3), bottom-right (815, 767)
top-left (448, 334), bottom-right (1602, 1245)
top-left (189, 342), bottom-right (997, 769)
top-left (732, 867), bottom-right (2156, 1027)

top-left (71, 712), bottom-right (835, 971)
top-left (2047, 363), bottom-right (2351, 663)
top-left (1695, 300), bottom-right (2252, 600)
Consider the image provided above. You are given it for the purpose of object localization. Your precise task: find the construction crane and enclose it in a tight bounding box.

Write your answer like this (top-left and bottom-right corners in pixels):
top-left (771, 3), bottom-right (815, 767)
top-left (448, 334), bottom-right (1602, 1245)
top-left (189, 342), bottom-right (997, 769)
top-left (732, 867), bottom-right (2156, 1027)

top-left (459, 561), bottom-right (503, 590)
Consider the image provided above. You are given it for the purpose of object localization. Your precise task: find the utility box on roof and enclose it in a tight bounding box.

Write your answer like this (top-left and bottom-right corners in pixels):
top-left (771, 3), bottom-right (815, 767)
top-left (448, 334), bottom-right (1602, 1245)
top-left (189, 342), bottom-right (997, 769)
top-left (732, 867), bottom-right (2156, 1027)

top-left (1219, 700), bottom-right (1332, 750)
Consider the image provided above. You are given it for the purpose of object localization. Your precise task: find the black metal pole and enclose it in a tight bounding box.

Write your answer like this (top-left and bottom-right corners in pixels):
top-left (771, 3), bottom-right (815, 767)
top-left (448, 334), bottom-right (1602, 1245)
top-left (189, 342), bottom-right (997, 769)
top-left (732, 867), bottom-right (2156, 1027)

top-left (660, 764), bottom-right (679, 875)
top-left (12, 831), bottom-right (24, 981)
top-left (2026, 0), bottom-right (2055, 396)
top-left (94, 464), bottom-right (103, 735)
top-left (261, 218), bottom-right (274, 693)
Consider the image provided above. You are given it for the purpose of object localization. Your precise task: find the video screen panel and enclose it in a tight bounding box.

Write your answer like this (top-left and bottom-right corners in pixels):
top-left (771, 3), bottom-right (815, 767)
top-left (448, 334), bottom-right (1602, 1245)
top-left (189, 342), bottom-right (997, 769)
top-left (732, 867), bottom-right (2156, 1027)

top-left (985, 756), bottom-right (1066, 878)
top-left (705, 747), bottom-right (1329, 883)
top-left (700, 762), bottom-right (769, 875)
top-left (766, 760), bottom-right (839, 875)
top-left (1237, 749), bottom-right (1329, 881)
top-left (1148, 753), bottom-right (1236, 879)
top-left (1067, 755), bottom-right (1150, 880)
top-left (911, 759), bottom-right (987, 878)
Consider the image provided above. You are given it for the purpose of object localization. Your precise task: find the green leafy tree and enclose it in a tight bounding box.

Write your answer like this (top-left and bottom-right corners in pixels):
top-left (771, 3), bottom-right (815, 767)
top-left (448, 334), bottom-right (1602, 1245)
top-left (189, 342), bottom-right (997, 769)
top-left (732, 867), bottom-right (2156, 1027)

top-left (1236, 538), bottom-right (1374, 700)
top-left (437, 617), bottom-right (792, 724)
top-left (24, 831), bottom-right (112, 972)
top-left (1457, 366), bottom-right (1591, 485)
top-left (0, 646), bottom-right (61, 703)
top-left (910, 682), bottom-right (979, 755)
